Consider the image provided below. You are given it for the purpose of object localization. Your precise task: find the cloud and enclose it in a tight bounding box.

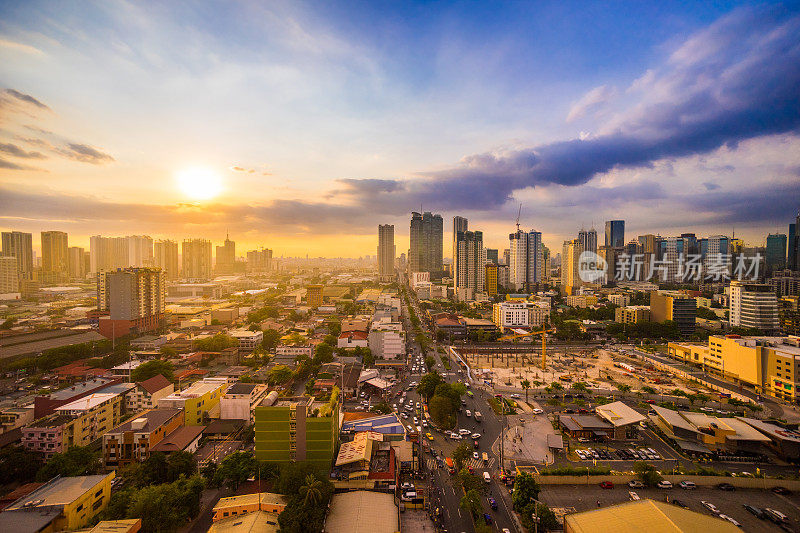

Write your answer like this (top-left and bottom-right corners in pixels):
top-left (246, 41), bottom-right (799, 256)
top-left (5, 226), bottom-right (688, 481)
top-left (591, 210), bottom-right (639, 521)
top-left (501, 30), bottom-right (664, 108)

top-left (230, 166), bottom-right (256, 173)
top-left (3, 88), bottom-right (50, 110)
top-left (336, 5), bottom-right (800, 213)
top-left (0, 157), bottom-right (37, 170)
top-left (0, 142), bottom-right (46, 159)
top-left (55, 143), bottom-right (115, 164)
top-left (0, 38), bottom-right (44, 55)
top-left (566, 85), bottom-right (617, 123)
top-left (702, 182), bottom-right (721, 190)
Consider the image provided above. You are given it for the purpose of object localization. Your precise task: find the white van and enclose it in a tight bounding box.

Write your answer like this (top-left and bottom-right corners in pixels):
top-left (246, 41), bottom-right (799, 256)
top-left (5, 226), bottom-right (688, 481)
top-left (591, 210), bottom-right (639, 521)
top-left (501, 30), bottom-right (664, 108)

top-left (483, 472), bottom-right (491, 484)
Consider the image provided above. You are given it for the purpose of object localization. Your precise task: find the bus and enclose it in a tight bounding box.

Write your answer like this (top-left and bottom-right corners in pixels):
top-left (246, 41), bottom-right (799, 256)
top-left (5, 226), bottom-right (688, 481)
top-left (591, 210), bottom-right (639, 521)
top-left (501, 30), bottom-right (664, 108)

top-left (445, 457), bottom-right (455, 474)
top-left (474, 411), bottom-right (482, 422)
top-left (482, 452), bottom-right (489, 465)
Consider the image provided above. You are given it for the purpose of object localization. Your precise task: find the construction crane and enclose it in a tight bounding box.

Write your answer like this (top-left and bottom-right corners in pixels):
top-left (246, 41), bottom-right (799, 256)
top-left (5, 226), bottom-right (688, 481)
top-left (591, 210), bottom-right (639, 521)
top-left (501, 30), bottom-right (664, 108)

top-left (515, 203), bottom-right (522, 231)
top-left (498, 326), bottom-right (556, 369)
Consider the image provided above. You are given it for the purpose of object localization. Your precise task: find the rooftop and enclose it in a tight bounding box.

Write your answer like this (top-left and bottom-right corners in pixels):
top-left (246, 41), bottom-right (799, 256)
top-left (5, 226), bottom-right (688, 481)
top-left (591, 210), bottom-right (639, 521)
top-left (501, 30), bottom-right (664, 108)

top-left (48, 377), bottom-right (117, 400)
top-left (55, 392), bottom-right (119, 413)
top-left (208, 511), bottom-right (279, 533)
top-left (151, 425), bottom-right (206, 452)
top-left (226, 382), bottom-right (258, 395)
top-left (324, 491), bottom-right (397, 533)
top-left (105, 408), bottom-right (183, 435)
top-left (6, 474), bottom-right (111, 511)
top-left (595, 401), bottom-right (646, 427)
top-left (162, 379), bottom-right (227, 400)
top-left (138, 374), bottom-right (172, 394)
top-left (213, 493), bottom-right (288, 512)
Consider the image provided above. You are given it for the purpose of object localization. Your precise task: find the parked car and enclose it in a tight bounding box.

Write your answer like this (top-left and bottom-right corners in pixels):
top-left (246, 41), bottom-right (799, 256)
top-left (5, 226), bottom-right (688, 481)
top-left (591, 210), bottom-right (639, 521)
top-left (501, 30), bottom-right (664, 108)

top-left (629, 491), bottom-right (640, 501)
top-left (679, 481), bottom-right (696, 490)
top-left (719, 514), bottom-right (741, 527)
top-left (716, 483), bottom-right (735, 491)
top-left (483, 513), bottom-right (493, 525)
top-left (489, 497), bottom-right (498, 510)
top-left (743, 504), bottom-right (766, 519)
top-left (532, 408), bottom-right (544, 414)
top-left (473, 452), bottom-right (479, 460)
top-left (628, 480), bottom-right (645, 489)
top-left (772, 486), bottom-right (792, 495)
top-left (599, 481), bottom-right (614, 489)
top-left (657, 480), bottom-right (673, 489)
top-left (764, 508), bottom-right (788, 524)
top-left (702, 501), bottom-right (720, 514)
top-left (672, 499), bottom-right (688, 509)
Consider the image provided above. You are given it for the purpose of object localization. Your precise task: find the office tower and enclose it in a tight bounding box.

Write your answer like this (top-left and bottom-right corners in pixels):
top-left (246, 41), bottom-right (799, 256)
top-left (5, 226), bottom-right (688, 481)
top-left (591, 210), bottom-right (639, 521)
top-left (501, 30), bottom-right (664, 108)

top-left (638, 234), bottom-right (657, 254)
top-left (485, 263), bottom-right (498, 296)
top-left (1, 231), bottom-right (33, 279)
top-left (597, 246), bottom-right (616, 285)
top-left (181, 239), bottom-right (212, 279)
top-left (97, 267), bottom-right (166, 338)
top-left (41, 231), bottom-right (69, 280)
top-left (502, 249), bottom-right (510, 266)
top-left (578, 227), bottom-right (597, 254)
top-left (377, 224), bottom-right (396, 283)
top-left (154, 240), bottom-right (179, 279)
top-left (650, 291), bottom-right (696, 335)
top-left (0, 256), bottom-right (19, 293)
top-left (789, 212), bottom-right (800, 270)
top-left (561, 239), bottom-right (582, 294)
top-left (215, 234), bottom-right (236, 275)
top-left (452, 217), bottom-right (485, 294)
top-left (68, 247), bottom-right (86, 279)
top-left (604, 220), bottom-right (625, 248)
top-left (702, 235), bottom-right (730, 282)
top-left (766, 234), bottom-right (787, 272)
top-left (729, 281), bottom-right (779, 332)
top-left (246, 248), bottom-right (273, 273)
top-left (485, 248), bottom-right (499, 264)
top-left (408, 211), bottom-right (443, 274)
top-left (509, 229), bottom-right (543, 292)
top-left (307, 284), bottom-right (324, 307)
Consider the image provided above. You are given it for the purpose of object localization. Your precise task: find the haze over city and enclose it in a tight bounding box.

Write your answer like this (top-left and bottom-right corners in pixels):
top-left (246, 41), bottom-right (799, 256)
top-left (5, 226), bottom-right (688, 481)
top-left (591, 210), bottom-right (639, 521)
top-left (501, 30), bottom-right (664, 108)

top-left (2, 1), bottom-right (799, 256)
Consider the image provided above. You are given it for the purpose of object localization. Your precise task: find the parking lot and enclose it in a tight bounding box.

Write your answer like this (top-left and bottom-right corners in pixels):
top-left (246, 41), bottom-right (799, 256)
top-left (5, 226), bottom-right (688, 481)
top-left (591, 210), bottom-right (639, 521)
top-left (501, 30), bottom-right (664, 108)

top-left (540, 484), bottom-right (800, 531)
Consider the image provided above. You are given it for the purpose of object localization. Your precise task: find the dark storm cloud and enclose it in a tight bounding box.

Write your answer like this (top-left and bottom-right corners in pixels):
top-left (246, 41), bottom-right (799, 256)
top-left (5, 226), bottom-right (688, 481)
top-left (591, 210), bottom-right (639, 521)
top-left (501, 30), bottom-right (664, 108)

top-left (56, 143), bottom-right (115, 164)
top-left (0, 142), bottom-right (46, 159)
top-left (3, 89), bottom-right (50, 110)
top-left (337, 5), bottom-right (800, 212)
top-left (703, 182), bottom-right (721, 191)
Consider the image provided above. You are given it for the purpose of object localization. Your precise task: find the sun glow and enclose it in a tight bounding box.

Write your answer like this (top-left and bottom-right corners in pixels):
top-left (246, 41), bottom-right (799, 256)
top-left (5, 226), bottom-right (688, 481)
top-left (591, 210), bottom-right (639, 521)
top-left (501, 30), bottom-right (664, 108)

top-left (176, 167), bottom-right (223, 200)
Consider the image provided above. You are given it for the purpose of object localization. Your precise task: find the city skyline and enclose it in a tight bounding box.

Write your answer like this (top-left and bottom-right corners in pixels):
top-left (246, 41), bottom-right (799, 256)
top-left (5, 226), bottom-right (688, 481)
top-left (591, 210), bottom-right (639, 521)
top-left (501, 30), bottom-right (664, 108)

top-left (1, 2), bottom-right (800, 256)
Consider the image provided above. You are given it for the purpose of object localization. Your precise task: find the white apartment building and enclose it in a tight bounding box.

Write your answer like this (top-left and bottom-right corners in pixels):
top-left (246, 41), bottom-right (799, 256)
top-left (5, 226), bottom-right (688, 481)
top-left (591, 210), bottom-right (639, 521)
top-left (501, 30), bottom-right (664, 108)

top-left (368, 318), bottom-right (405, 359)
top-left (493, 301), bottom-right (534, 331)
top-left (0, 256), bottom-right (19, 294)
top-left (509, 229), bottom-right (543, 291)
top-left (229, 329), bottom-right (263, 353)
top-left (729, 281), bottom-right (779, 332)
top-left (275, 345), bottom-right (313, 358)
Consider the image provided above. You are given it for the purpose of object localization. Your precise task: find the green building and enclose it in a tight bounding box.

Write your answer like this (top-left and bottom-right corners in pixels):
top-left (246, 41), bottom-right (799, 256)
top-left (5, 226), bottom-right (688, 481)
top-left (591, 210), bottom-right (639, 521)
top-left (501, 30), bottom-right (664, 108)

top-left (254, 393), bottom-right (339, 469)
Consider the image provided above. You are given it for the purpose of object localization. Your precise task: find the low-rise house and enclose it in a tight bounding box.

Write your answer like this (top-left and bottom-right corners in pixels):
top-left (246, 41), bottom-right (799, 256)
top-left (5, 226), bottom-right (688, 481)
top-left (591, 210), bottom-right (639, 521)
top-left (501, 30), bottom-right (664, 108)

top-left (150, 425), bottom-right (205, 455)
top-left (126, 374), bottom-right (174, 411)
top-left (211, 493), bottom-right (288, 522)
top-left (102, 408), bottom-right (184, 468)
top-left (220, 382), bottom-right (270, 423)
top-left (158, 377), bottom-right (228, 425)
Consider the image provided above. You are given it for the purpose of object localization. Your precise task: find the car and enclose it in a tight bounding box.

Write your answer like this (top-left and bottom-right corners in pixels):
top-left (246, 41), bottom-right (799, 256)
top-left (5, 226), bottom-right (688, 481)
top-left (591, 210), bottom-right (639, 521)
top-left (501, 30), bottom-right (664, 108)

top-left (628, 480), bottom-right (645, 488)
top-left (471, 433), bottom-right (481, 439)
top-left (678, 481), bottom-right (696, 490)
top-left (764, 508), bottom-right (788, 524)
top-left (450, 434), bottom-right (462, 440)
top-left (468, 465), bottom-right (474, 474)
top-left (510, 394), bottom-right (520, 399)
top-left (702, 501), bottom-right (720, 514)
top-left (672, 499), bottom-right (688, 509)
top-left (489, 497), bottom-right (498, 510)
top-left (700, 407), bottom-right (715, 412)
top-left (474, 440), bottom-right (480, 449)
top-left (532, 408), bottom-right (544, 414)
top-left (719, 514), bottom-right (741, 527)
top-left (772, 486), bottom-right (792, 495)
top-left (629, 491), bottom-right (640, 501)
top-left (465, 410), bottom-right (472, 417)
top-left (473, 452), bottom-right (479, 460)
top-left (657, 480), bottom-right (673, 489)
top-left (459, 428), bottom-right (471, 435)
top-left (483, 513), bottom-right (493, 525)
top-left (576, 450), bottom-right (587, 460)
top-left (426, 432), bottom-right (433, 441)
top-left (401, 413), bottom-right (409, 419)
top-left (743, 504), bottom-right (766, 519)
top-left (716, 483), bottom-right (735, 491)
top-left (599, 481), bottom-right (614, 489)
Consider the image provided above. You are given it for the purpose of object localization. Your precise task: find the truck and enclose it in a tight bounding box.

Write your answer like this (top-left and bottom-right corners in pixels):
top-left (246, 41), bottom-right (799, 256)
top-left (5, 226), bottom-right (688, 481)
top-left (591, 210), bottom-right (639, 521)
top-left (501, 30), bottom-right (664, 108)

top-left (445, 457), bottom-right (455, 474)
top-left (474, 411), bottom-right (482, 422)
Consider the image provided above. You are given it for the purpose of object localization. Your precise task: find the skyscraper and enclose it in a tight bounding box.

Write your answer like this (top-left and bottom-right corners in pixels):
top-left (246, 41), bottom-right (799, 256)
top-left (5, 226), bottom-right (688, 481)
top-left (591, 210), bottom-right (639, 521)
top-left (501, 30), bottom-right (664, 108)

top-left (509, 229), bottom-right (543, 292)
top-left (485, 248), bottom-right (499, 264)
top-left (409, 211), bottom-right (443, 274)
top-left (561, 239), bottom-right (582, 294)
top-left (182, 239), bottom-right (212, 279)
top-left (637, 234), bottom-right (657, 254)
top-left (453, 217), bottom-right (485, 294)
top-left (154, 240), bottom-right (179, 279)
top-left (68, 247), bottom-right (86, 279)
top-left (97, 267), bottom-right (166, 338)
top-left (604, 220), bottom-right (625, 248)
top-left (246, 248), bottom-right (273, 273)
top-left (1, 231), bottom-right (33, 279)
top-left (0, 256), bottom-right (19, 293)
top-left (127, 235), bottom-right (153, 267)
top-left (766, 234), bottom-right (787, 271)
top-left (41, 231), bottom-right (69, 281)
top-left (215, 234), bottom-right (236, 274)
top-left (578, 228), bottom-right (597, 254)
top-left (789, 211), bottom-right (800, 271)
top-left (377, 224), bottom-right (395, 282)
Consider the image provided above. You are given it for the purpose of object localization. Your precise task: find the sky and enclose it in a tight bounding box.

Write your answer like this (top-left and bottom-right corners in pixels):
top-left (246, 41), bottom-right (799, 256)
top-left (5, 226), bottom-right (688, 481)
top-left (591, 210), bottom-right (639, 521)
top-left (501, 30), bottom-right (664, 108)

top-left (1, 0), bottom-right (799, 258)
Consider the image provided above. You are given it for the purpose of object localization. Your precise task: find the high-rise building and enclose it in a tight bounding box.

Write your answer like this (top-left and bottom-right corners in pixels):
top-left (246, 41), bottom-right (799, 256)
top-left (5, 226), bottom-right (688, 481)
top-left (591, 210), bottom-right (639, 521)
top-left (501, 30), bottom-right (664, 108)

top-left (246, 248), bottom-right (273, 273)
top-left (578, 228), bottom-right (597, 254)
top-left (452, 217), bottom-right (485, 294)
top-left (509, 229), bottom-right (543, 292)
top-left (97, 267), bottom-right (166, 338)
top-left (154, 240), bottom-right (179, 279)
top-left (729, 281), bottom-right (779, 332)
top-left (0, 256), bottom-right (19, 293)
top-left (561, 239), bottom-right (582, 294)
top-left (637, 234), bottom-right (657, 254)
top-left (485, 263), bottom-right (498, 296)
top-left (604, 220), bottom-right (625, 248)
top-left (650, 291), bottom-right (696, 335)
top-left (307, 284), bottom-right (324, 307)
top-left (89, 235), bottom-right (134, 272)
top-left (215, 234), bottom-right (236, 275)
top-left (485, 248), bottom-right (499, 264)
top-left (502, 249), bottom-right (510, 266)
top-left (127, 235), bottom-right (153, 267)
top-left (41, 231), bottom-right (69, 281)
top-left (409, 211), bottom-right (443, 274)
top-left (68, 247), bottom-right (86, 279)
top-left (766, 234), bottom-right (787, 272)
top-left (377, 224), bottom-right (395, 282)
top-left (788, 212), bottom-right (800, 271)
top-left (2, 231), bottom-right (33, 279)
top-left (181, 239), bottom-right (212, 279)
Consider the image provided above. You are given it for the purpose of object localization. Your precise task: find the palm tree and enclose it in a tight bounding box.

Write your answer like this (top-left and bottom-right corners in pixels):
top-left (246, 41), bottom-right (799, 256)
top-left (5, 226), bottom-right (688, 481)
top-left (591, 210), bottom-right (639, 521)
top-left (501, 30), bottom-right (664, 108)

top-left (521, 379), bottom-right (531, 402)
top-left (299, 474), bottom-right (323, 506)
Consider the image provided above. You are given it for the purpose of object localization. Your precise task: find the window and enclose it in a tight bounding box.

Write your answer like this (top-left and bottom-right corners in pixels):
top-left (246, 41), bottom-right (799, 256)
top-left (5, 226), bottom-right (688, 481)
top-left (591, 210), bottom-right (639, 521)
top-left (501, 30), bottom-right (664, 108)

top-left (76, 504), bottom-right (84, 512)
top-left (92, 498), bottom-right (103, 511)
top-left (95, 489), bottom-right (103, 497)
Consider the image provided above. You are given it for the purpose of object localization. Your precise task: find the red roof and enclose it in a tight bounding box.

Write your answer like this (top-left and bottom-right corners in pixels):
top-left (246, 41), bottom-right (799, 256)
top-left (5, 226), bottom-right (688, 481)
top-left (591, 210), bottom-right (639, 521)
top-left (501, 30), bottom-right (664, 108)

top-left (138, 374), bottom-right (172, 394)
top-left (338, 331), bottom-right (368, 340)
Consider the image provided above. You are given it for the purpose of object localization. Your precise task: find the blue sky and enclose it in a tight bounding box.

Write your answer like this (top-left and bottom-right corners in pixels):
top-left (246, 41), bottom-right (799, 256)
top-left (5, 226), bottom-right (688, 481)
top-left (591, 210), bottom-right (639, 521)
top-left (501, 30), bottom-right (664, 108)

top-left (1, 0), bottom-right (799, 256)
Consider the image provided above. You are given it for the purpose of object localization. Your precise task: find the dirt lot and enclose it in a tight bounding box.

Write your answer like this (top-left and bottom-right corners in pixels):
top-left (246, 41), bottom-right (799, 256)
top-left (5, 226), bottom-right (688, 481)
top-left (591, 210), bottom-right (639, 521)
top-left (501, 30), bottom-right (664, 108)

top-left (539, 483), bottom-right (800, 532)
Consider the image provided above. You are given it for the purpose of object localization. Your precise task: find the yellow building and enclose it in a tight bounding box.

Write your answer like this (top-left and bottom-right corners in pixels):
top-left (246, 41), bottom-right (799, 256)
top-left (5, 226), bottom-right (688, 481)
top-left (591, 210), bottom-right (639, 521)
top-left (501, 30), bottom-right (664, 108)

top-left (669, 336), bottom-right (800, 402)
top-left (78, 519), bottom-right (141, 533)
top-left (615, 305), bottom-right (651, 324)
top-left (158, 377), bottom-right (228, 425)
top-left (209, 511), bottom-right (280, 533)
top-left (0, 473), bottom-right (115, 531)
top-left (566, 295), bottom-right (598, 308)
top-left (307, 284), bottom-right (324, 307)
top-left (564, 498), bottom-right (740, 533)
top-left (650, 291), bottom-right (696, 335)
top-left (484, 264), bottom-right (498, 296)
top-left (212, 493), bottom-right (288, 522)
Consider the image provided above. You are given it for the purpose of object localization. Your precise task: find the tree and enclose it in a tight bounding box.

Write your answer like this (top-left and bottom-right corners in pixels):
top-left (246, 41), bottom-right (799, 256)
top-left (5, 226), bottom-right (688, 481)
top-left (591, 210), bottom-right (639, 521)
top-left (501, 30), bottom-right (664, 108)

top-left (521, 379), bottom-right (531, 402)
top-left (417, 372), bottom-right (445, 401)
top-left (214, 451), bottom-right (257, 490)
top-left (371, 400), bottom-right (392, 414)
top-left (261, 328), bottom-right (281, 351)
top-left (125, 475), bottom-right (205, 533)
top-left (194, 333), bottom-right (238, 352)
top-left (267, 364), bottom-right (294, 385)
top-left (511, 472), bottom-right (541, 511)
top-left (313, 343), bottom-right (334, 365)
top-left (429, 394), bottom-right (456, 428)
top-left (36, 446), bottom-right (101, 481)
top-left (131, 359), bottom-right (175, 383)
top-left (159, 346), bottom-right (177, 358)
top-left (633, 461), bottom-right (662, 486)
top-left (641, 386), bottom-right (656, 395)
top-left (452, 440), bottom-right (472, 471)
top-left (616, 383), bottom-right (631, 393)
top-left (0, 446), bottom-right (42, 485)
top-left (425, 355), bottom-right (436, 370)
top-left (460, 488), bottom-right (482, 518)
top-left (299, 473), bottom-right (324, 505)
top-left (571, 381), bottom-right (588, 392)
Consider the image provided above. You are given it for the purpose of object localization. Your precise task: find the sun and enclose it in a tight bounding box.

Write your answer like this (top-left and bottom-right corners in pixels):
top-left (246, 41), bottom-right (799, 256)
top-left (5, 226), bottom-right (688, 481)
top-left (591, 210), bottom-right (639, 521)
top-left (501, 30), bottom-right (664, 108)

top-left (175, 167), bottom-right (223, 201)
